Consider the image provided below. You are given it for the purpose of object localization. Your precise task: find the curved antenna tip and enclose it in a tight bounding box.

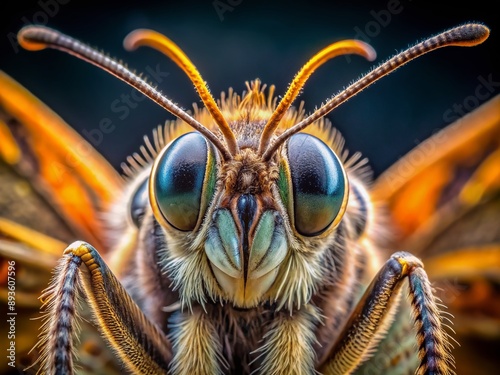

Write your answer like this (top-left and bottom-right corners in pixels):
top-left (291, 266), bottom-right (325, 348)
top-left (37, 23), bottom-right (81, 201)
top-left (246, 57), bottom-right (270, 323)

top-left (359, 41), bottom-right (377, 62)
top-left (472, 23), bottom-right (490, 42)
top-left (261, 22), bottom-right (491, 160)
top-left (452, 23), bottom-right (490, 46)
top-left (17, 25), bottom-right (49, 51)
top-left (123, 29), bottom-right (151, 52)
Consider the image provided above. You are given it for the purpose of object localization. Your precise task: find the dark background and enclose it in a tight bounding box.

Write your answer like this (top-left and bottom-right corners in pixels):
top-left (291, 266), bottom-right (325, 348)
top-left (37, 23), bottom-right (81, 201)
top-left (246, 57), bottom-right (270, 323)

top-left (0, 0), bottom-right (498, 176)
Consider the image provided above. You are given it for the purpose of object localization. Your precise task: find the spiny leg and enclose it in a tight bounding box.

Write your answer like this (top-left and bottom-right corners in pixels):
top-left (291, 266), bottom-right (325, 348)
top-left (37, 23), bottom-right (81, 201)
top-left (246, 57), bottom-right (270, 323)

top-left (319, 251), bottom-right (454, 375)
top-left (33, 241), bottom-right (172, 375)
top-left (353, 296), bottom-right (419, 375)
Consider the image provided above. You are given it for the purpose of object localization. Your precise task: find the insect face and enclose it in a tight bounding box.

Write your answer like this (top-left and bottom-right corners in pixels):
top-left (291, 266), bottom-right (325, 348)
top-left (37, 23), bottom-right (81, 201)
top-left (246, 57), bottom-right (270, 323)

top-left (145, 105), bottom-right (350, 308)
top-left (1, 22), bottom-right (496, 375)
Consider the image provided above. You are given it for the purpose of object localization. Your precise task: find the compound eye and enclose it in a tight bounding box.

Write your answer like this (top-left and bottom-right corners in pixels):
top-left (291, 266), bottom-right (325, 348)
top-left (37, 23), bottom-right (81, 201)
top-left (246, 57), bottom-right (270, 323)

top-left (129, 177), bottom-right (149, 227)
top-left (287, 133), bottom-right (347, 236)
top-left (151, 132), bottom-right (217, 231)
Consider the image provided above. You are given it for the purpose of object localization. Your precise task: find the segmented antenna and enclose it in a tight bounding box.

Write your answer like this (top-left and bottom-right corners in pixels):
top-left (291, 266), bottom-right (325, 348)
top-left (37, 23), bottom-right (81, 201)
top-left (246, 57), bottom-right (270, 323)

top-left (258, 40), bottom-right (376, 155)
top-left (124, 29), bottom-right (239, 156)
top-left (17, 25), bottom-right (233, 161)
top-left (261, 23), bottom-right (490, 160)
top-left (18, 23), bottom-right (490, 163)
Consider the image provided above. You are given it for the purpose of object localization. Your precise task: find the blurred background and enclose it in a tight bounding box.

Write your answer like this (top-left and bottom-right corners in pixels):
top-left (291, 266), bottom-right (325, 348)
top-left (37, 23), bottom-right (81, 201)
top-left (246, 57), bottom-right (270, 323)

top-left (1, 0), bottom-right (498, 176)
top-left (0, 1), bottom-right (499, 374)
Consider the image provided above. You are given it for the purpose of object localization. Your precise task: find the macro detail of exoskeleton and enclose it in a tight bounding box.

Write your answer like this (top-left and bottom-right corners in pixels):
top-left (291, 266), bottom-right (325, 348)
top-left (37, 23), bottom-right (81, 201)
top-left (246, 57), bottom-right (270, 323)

top-left (0, 22), bottom-right (496, 375)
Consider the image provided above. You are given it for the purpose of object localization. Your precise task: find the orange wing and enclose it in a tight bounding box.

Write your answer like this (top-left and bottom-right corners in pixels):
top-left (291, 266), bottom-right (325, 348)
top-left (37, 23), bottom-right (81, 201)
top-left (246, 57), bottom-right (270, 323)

top-left (0, 72), bottom-right (124, 373)
top-left (0, 71), bottom-right (123, 250)
top-left (373, 95), bottom-right (500, 375)
top-left (373, 95), bottom-right (500, 242)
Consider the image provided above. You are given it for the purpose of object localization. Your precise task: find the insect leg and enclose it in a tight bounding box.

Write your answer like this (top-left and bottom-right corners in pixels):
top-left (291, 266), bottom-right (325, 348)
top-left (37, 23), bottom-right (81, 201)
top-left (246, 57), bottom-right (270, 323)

top-left (319, 251), bottom-right (453, 375)
top-left (33, 241), bottom-right (172, 375)
top-left (352, 299), bottom-right (419, 375)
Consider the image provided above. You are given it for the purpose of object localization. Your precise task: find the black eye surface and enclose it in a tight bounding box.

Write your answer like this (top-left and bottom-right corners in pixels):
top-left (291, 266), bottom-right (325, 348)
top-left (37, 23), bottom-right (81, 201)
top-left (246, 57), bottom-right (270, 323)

top-left (130, 176), bottom-right (149, 227)
top-left (287, 133), bottom-right (346, 236)
top-left (152, 132), bottom-right (216, 231)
